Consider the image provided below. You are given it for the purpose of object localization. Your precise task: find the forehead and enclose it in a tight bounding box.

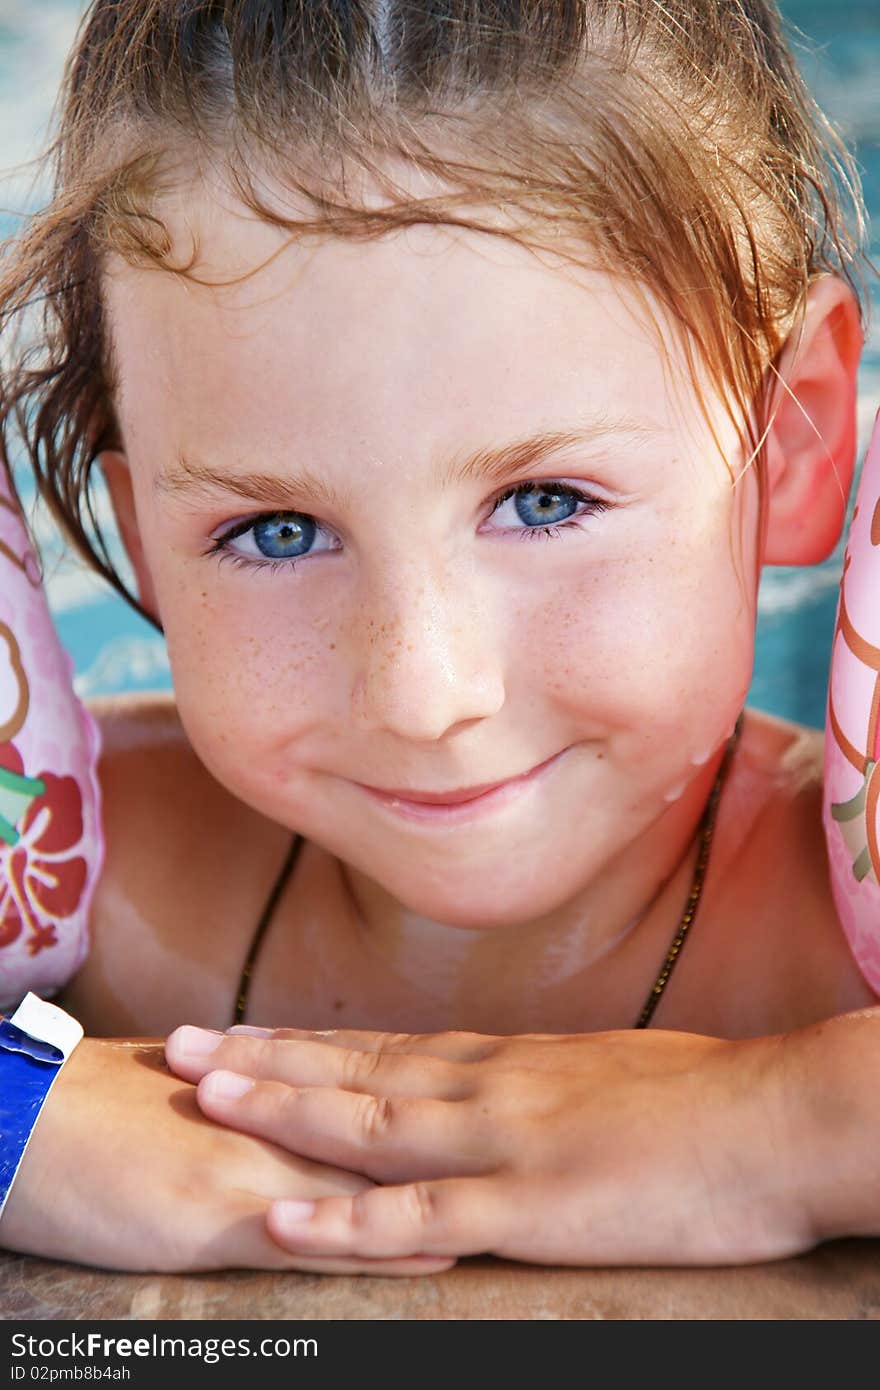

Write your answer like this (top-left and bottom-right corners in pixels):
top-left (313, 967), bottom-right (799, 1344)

top-left (101, 182), bottom-right (729, 473)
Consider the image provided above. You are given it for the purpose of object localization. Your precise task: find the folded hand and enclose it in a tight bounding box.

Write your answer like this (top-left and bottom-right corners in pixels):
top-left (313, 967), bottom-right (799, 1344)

top-left (165, 1023), bottom-right (814, 1267)
top-left (1, 1036), bottom-right (454, 1276)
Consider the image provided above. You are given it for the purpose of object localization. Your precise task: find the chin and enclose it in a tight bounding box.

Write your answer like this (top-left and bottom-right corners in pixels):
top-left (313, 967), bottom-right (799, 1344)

top-left (376, 859), bottom-right (580, 930)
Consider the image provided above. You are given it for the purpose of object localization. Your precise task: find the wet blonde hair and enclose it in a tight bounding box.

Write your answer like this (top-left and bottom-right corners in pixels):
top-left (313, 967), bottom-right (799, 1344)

top-left (0, 0), bottom-right (869, 624)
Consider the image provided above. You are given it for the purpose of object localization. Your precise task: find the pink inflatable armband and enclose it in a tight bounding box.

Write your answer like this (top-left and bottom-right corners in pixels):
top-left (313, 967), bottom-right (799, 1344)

top-left (824, 408), bottom-right (880, 995)
top-left (0, 466), bottom-right (103, 1010)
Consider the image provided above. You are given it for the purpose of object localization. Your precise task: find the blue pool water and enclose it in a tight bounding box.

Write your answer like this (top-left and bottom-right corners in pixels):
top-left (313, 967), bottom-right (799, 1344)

top-left (1, 1), bottom-right (879, 727)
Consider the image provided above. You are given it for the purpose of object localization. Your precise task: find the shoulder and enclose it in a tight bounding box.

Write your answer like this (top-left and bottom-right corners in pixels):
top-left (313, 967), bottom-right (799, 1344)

top-left (691, 708), bottom-right (879, 1034)
top-left (86, 689), bottom-right (258, 845)
top-left (60, 691), bottom-right (291, 1034)
top-left (734, 706), bottom-right (824, 798)
top-left (735, 710), bottom-right (834, 957)
top-left (702, 707), bottom-right (825, 913)
top-left (88, 690), bottom-right (259, 879)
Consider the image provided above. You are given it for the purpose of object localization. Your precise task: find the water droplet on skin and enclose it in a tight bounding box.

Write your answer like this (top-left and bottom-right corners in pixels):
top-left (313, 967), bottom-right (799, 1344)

top-left (662, 780), bottom-right (687, 803)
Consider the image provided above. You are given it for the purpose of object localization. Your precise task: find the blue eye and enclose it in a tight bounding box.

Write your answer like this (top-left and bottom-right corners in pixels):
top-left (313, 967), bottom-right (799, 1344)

top-left (489, 482), bottom-right (608, 538)
top-left (252, 513), bottom-right (315, 558)
top-left (210, 510), bottom-right (338, 570)
top-left (208, 481), bottom-right (608, 574)
top-left (511, 486), bottom-right (579, 527)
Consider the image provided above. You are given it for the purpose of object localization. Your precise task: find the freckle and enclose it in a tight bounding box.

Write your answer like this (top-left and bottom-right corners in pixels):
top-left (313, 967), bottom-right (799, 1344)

top-left (596, 752), bottom-right (604, 760)
top-left (333, 998), bottom-right (345, 1010)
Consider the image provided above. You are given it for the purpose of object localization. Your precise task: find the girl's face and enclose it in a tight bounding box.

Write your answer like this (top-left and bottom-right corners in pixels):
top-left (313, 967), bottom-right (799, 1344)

top-left (104, 188), bottom-right (758, 929)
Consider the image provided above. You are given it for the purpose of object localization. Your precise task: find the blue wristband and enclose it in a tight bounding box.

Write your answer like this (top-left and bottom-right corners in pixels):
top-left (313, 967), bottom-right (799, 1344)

top-left (0, 993), bottom-right (83, 1220)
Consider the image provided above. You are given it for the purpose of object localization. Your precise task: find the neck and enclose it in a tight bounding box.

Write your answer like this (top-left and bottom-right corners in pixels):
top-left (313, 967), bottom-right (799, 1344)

top-left (336, 739), bottom-right (734, 1035)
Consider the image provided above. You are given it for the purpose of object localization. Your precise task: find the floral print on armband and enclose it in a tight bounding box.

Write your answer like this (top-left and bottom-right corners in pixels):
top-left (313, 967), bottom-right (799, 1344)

top-left (0, 476), bottom-right (101, 995)
top-left (0, 741), bottom-right (88, 954)
top-left (0, 616), bottom-right (88, 955)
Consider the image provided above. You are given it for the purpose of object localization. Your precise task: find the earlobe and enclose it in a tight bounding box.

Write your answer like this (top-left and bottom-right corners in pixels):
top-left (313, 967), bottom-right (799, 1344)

top-left (97, 449), bottom-right (161, 622)
top-left (761, 275), bottom-right (864, 566)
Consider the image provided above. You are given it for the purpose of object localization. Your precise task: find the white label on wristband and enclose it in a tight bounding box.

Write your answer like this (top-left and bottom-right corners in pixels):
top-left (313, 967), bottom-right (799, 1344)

top-left (9, 992), bottom-right (83, 1058)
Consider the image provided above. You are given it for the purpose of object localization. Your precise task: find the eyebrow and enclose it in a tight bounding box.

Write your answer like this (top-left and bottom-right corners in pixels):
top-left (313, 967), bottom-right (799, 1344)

top-left (155, 415), bottom-right (657, 513)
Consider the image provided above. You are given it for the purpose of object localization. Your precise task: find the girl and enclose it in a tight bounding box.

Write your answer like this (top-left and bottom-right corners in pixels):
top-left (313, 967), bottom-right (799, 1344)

top-left (1, 0), bottom-right (879, 1275)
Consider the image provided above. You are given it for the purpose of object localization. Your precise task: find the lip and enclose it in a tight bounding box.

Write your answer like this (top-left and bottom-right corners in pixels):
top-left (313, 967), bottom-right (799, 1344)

top-left (355, 746), bottom-right (571, 824)
top-left (366, 775), bottom-right (522, 805)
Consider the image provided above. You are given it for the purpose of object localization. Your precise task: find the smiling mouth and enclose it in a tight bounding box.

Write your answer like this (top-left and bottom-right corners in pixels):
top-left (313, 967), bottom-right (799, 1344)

top-left (354, 746), bottom-right (571, 816)
top-left (362, 777), bottom-right (516, 805)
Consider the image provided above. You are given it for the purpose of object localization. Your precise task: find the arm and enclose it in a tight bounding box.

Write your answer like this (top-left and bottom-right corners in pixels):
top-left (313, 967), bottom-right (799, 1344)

top-left (0, 1031), bottom-right (453, 1275)
top-left (164, 1012), bottom-right (880, 1265)
top-left (774, 1007), bottom-right (880, 1243)
top-left (0, 697), bottom-right (453, 1276)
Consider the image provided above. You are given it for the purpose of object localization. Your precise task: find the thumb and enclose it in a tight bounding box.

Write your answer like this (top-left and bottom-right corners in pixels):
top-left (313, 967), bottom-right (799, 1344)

top-left (267, 1177), bottom-right (513, 1260)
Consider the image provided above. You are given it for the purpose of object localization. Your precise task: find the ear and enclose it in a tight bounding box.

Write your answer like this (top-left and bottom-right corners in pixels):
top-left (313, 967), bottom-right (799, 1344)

top-left (761, 275), bottom-right (863, 566)
top-left (97, 449), bottom-right (160, 622)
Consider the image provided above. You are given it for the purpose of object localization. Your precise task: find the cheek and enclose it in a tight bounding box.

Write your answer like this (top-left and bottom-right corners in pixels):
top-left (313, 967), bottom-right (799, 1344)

top-left (537, 533), bottom-right (753, 750)
top-left (160, 583), bottom-right (339, 778)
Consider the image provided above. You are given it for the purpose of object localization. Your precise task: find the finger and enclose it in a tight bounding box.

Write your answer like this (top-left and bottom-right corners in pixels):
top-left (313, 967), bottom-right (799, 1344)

top-left (227, 1025), bottom-right (501, 1063)
top-left (166, 1027), bottom-right (469, 1099)
top-left (213, 1193), bottom-right (456, 1277)
top-left (266, 1178), bottom-right (515, 1260)
top-left (196, 1074), bottom-right (497, 1181)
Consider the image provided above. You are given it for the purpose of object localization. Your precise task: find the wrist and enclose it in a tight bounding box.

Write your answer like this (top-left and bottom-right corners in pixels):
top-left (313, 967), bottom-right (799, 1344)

top-left (0, 993), bottom-right (83, 1223)
top-left (773, 1009), bottom-right (880, 1245)
top-left (698, 1033), bottom-right (817, 1259)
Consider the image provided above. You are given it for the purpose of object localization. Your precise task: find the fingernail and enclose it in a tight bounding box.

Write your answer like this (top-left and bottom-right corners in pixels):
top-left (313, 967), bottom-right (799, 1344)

top-left (202, 1070), bottom-right (255, 1100)
top-left (227, 1025), bottom-right (274, 1037)
top-left (273, 1199), bottom-right (316, 1227)
top-left (172, 1025), bottom-right (222, 1059)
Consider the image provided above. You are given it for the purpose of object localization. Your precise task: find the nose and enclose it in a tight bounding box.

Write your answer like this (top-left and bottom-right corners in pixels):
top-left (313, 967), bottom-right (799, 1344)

top-left (349, 565), bottom-right (506, 741)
